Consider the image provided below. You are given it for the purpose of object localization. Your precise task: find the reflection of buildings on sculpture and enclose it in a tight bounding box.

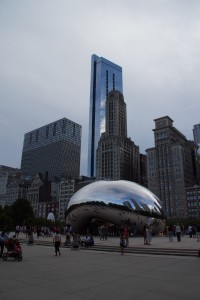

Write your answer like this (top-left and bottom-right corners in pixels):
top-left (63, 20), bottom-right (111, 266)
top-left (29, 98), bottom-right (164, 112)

top-left (66, 180), bottom-right (165, 234)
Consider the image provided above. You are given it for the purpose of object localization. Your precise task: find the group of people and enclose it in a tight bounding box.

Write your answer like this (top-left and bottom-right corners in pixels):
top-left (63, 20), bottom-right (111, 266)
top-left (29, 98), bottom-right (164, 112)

top-left (53, 230), bottom-right (95, 256)
top-left (167, 224), bottom-right (200, 242)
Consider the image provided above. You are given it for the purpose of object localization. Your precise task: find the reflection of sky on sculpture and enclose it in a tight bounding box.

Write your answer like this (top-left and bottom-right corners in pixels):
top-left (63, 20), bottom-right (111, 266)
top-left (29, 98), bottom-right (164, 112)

top-left (68, 180), bottom-right (163, 215)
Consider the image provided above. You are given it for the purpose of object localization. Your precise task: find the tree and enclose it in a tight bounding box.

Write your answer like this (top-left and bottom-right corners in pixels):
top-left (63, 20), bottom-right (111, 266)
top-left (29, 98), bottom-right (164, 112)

top-left (0, 205), bottom-right (13, 231)
top-left (11, 198), bottom-right (35, 225)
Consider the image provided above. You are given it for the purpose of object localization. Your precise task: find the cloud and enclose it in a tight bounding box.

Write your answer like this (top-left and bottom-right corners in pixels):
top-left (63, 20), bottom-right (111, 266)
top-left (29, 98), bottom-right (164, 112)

top-left (0, 0), bottom-right (200, 174)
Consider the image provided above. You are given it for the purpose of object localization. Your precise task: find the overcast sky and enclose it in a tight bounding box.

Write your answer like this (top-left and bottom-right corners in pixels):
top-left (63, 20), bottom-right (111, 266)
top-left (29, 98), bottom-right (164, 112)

top-left (1, 0), bottom-right (200, 176)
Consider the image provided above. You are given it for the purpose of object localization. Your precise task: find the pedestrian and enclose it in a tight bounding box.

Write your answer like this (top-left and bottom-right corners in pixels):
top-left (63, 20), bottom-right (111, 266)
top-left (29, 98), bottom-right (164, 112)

top-left (123, 226), bottom-right (130, 247)
top-left (100, 225), bottom-right (105, 240)
top-left (175, 224), bottom-right (181, 242)
top-left (146, 225), bottom-right (151, 245)
top-left (0, 231), bottom-right (9, 257)
top-left (196, 224), bottom-right (200, 242)
top-left (167, 224), bottom-right (173, 242)
top-left (119, 232), bottom-right (126, 255)
top-left (143, 224), bottom-right (147, 245)
top-left (53, 231), bottom-right (61, 256)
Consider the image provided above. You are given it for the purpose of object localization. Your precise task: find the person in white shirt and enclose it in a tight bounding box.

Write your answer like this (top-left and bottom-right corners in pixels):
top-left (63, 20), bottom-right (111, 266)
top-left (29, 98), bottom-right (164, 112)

top-left (175, 224), bottom-right (181, 242)
top-left (53, 231), bottom-right (61, 256)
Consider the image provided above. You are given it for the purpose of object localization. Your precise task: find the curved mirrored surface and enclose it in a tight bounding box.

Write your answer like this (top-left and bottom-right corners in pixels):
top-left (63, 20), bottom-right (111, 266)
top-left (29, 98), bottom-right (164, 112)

top-left (66, 180), bottom-right (165, 234)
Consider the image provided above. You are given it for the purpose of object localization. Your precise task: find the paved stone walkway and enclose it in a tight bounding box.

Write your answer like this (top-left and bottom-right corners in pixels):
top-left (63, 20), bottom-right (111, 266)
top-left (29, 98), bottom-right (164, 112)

top-left (21, 232), bottom-right (200, 250)
top-left (1, 234), bottom-right (200, 300)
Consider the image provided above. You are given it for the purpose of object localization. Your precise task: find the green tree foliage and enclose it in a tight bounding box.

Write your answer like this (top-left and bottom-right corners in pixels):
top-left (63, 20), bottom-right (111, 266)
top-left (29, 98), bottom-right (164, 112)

top-left (0, 205), bottom-right (13, 231)
top-left (11, 198), bottom-right (35, 225)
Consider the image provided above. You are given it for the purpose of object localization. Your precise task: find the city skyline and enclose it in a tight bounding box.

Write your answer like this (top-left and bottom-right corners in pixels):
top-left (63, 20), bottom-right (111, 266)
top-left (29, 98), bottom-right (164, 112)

top-left (1, 1), bottom-right (200, 176)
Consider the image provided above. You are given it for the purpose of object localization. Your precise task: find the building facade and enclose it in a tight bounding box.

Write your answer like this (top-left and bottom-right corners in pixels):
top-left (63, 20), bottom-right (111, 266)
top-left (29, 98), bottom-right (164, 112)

top-left (96, 91), bottom-right (140, 182)
top-left (0, 165), bottom-right (21, 207)
top-left (146, 116), bottom-right (199, 218)
top-left (193, 123), bottom-right (200, 145)
top-left (6, 177), bottom-right (31, 206)
top-left (58, 178), bottom-right (76, 221)
top-left (27, 173), bottom-right (59, 219)
top-left (87, 54), bottom-right (123, 177)
top-left (186, 185), bottom-right (200, 218)
top-left (21, 118), bottom-right (82, 180)
top-left (139, 154), bottom-right (148, 188)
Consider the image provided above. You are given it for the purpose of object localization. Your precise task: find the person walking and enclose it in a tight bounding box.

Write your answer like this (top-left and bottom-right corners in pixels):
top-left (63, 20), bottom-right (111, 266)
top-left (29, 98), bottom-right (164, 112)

top-left (168, 224), bottom-right (174, 242)
top-left (143, 224), bottom-right (147, 245)
top-left (123, 226), bottom-right (130, 247)
top-left (196, 224), bottom-right (200, 242)
top-left (175, 224), bottom-right (181, 242)
top-left (119, 232), bottom-right (126, 255)
top-left (53, 231), bottom-right (61, 256)
top-left (146, 225), bottom-right (151, 245)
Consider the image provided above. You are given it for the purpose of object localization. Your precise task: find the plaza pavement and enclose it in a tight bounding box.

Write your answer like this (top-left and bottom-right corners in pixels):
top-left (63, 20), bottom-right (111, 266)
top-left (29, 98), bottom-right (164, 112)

top-left (0, 234), bottom-right (200, 300)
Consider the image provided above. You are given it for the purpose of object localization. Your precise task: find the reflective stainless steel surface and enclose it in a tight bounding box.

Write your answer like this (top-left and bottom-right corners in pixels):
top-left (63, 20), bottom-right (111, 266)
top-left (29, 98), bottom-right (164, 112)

top-left (66, 180), bottom-right (165, 234)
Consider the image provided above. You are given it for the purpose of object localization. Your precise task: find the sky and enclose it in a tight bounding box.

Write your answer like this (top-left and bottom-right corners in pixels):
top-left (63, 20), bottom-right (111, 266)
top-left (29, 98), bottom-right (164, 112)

top-left (1, 0), bottom-right (200, 176)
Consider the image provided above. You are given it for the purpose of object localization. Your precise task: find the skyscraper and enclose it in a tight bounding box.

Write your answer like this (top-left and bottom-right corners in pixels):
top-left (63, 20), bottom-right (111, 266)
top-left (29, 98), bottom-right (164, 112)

top-left (87, 54), bottom-right (123, 177)
top-left (96, 90), bottom-right (140, 182)
top-left (146, 116), bottom-right (199, 218)
top-left (193, 123), bottom-right (200, 145)
top-left (21, 118), bottom-right (82, 180)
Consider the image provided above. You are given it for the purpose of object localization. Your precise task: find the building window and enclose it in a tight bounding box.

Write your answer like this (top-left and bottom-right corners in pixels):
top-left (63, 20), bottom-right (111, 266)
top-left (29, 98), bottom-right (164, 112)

top-left (29, 133), bottom-right (32, 145)
top-left (35, 130), bottom-right (39, 143)
top-left (106, 70), bottom-right (108, 97)
top-left (53, 123), bottom-right (57, 136)
top-left (62, 120), bottom-right (66, 134)
top-left (46, 126), bottom-right (49, 139)
top-left (113, 73), bottom-right (115, 90)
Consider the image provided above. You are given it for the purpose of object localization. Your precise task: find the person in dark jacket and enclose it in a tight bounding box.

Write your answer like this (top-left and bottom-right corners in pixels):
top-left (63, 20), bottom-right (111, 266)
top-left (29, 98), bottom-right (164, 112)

top-left (0, 231), bottom-right (9, 257)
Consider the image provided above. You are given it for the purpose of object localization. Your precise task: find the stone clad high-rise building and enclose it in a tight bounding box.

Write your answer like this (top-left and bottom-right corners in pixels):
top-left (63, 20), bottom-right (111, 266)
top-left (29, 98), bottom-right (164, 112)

top-left (193, 123), bottom-right (200, 145)
top-left (21, 118), bottom-right (82, 180)
top-left (146, 116), bottom-right (199, 218)
top-left (87, 54), bottom-right (123, 177)
top-left (96, 91), bottom-right (140, 182)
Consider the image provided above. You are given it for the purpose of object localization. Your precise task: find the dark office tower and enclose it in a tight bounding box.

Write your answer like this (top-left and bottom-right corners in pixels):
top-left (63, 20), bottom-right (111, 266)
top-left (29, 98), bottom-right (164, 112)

top-left (87, 54), bottom-right (123, 177)
top-left (146, 116), bottom-right (199, 218)
top-left (96, 91), bottom-right (140, 182)
top-left (21, 118), bottom-right (82, 180)
top-left (193, 123), bottom-right (200, 145)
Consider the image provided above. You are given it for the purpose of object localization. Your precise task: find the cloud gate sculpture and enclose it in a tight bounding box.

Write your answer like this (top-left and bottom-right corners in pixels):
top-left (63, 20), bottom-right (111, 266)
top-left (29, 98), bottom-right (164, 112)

top-left (66, 180), bottom-right (165, 234)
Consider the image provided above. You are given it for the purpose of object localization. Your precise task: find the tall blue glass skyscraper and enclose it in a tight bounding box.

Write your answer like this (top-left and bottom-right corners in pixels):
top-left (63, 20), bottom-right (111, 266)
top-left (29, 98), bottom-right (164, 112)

top-left (87, 54), bottom-right (123, 177)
